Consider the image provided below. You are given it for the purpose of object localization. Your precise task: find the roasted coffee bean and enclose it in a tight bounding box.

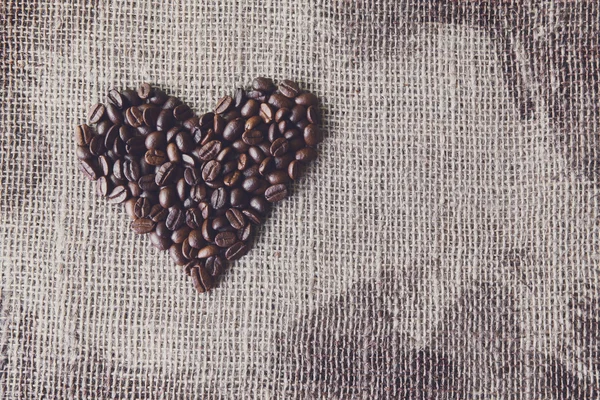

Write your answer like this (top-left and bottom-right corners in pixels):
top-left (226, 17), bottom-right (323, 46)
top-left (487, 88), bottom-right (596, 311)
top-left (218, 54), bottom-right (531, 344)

top-left (198, 112), bottom-right (214, 128)
top-left (215, 231), bottom-right (238, 248)
top-left (96, 176), bottom-right (110, 196)
top-left (248, 146), bottom-right (265, 164)
top-left (155, 162), bottom-right (177, 186)
top-left (235, 153), bottom-right (248, 170)
top-left (134, 197), bottom-right (151, 218)
top-left (252, 77), bottom-right (275, 92)
top-left (241, 99), bottom-right (260, 118)
top-left (295, 92), bottom-right (318, 106)
top-left (149, 204), bottom-right (169, 222)
top-left (88, 103), bottom-right (106, 124)
top-left (173, 104), bottom-right (193, 121)
top-left (171, 226), bottom-right (191, 244)
top-left (197, 244), bottom-right (220, 259)
top-left (107, 89), bottom-right (125, 109)
top-left (242, 208), bottom-right (262, 224)
top-left (230, 140), bottom-right (249, 154)
top-left (149, 88), bottom-right (168, 106)
top-left (166, 143), bottom-right (181, 164)
top-left (183, 198), bottom-right (198, 209)
top-left (260, 103), bottom-right (274, 123)
top-left (155, 221), bottom-right (170, 238)
top-left (222, 118), bottom-right (245, 141)
top-left (144, 149), bottom-right (167, 166)
top-left (186, 208), bottom-right (203, 229)
top-left (145, 131), bottom-right (167, 150)
top-left (175, 132), bottom-right (194, 153)
top-left (270, 137), bottom-right (289, 157)
top-left (266, 169), bottom-right (290, 185)
top-left (224, 171), bottom-right (242, 187)
top-left (182, 154), bottom-right (196, 167)
top-left (106, 103), bottom-right (123, 125)
top-left (296, 118), bottom-right (310, 131)
top-left (175, 177), bottom-right (187, 201)
top-left (190, 185), bottom-right (208, 202)
top-left (206, 255), bottom-right (226, 276)
top-left (304, 123), bottom-right (321, 147)
top-left (244, 116), bottom-right (261, 132)
top-left (169, 243), bottom-right (188, 266)
top-left (112, 159), bottom-right (124, 180)
top-left (242, 130), bottom-right (263, 145)
top-left (283, 128), bottom-right (301, 140)
top-left (162, 96), bottom-right (182, 110)
top-left (97, 155), bottom-right (111, 176)
top-left (191, 264), bottom-right (215, 293)
top-left (264, 183), bottom-right (288, 203)
top-left (237, 223), bottom-right (253, 242)
top-left (107, 185), bottom-right (129, 204)
top-left (150, 232), bottom-right (172, 251)
top-left (253, 180), bottom-right (269, 196)
top-left (275, 108), bottom-right (290, 123)
top-left (249, 196), bottom-right (269, 215)
top-left (274, 154), bottom-right (295, 170)
top-left (268, 93), bottom-right (294, 110)
top-left (166, 127), bottom-right (181, 143)
top-left (128, 181), bottom-right (142, 197)
top-left (137, 125), bottom-right (153, 136)
top-left (96, 119), bottom-right (112, 136)
top-left (279, 80), bottom-right (301, 98)
top-left (138, 174), bottom-right (159, 191)
top-left (288, 159), bottom-right (302, 180)
top-left (166, 206), bottom-right (186, 231)
top-left (200, 129), bottom-right (215, 146)
top-left (156, 109), bottom-right (174, 131)
top-left (76, 145), bottom-right (93, 160)
top-left (103, 125), bottom-right (119, 148)
top-left (289, 138), bottom-right (305, 152)
top-left (243, 164), bottom-right (260, 178)
top-left (137, 83), bottom-right (152, 99)
top-left (75, 124), bottom-right (93, 146)
top-left (131, 218), bottom-right (155, 234)
top-left (258, 157), bottom-right (274, 176)
top-left (210, 187), bottom-right (227, 210)
top-left (126, 136), bottom-right (146, 155)
top-left (216, 147), bottom-right (233, 163)
top-left (226, 208), bottom-right (245, 230)
top-left (246, 90), bottom-right (267, 101)
top-left (196, 140), bottom-right (222, 161)
top-left (88, 135), bottom-right (106, 156)
top-left (209, 115), bottom-right (224, 136)
top-left (295, 147), bottom-right (318, 162)
top-left (214, 95), bottom-right (233, 114)
top-left (306, 105), bottom-right (320, 124)
top-left (229, 188), bottom-right (247, 208)
top-left (221, 160), bottom-right (237, 176)
top-left (122, 89), bottom-right (142, 106)
top-left (125, 106), bottom-right (144, 127)
top-left (233, 87), bottom-right (245, 107)
top-left (140, 190), bottom-right (159, 204)
top-left (159, 185), bottom-right (177, 208)
top-left (124, 197), bottom-right (137, 219)
top-left (184, 167), bottom-right (201, 186)
top-left (123, 159), bottom-right (141, 182)
top-left (225, 241), bottom-right (249, 261)
top-left (188, 229), bottom-right (205, 249)
top-left (242, 176), bottom-right (261, 192)
top-left (277, 120), bottom-right (288, 138)
top-left (182, 239), bottom-right (199, 260)
top-left (201, 219), bottom-right (215, 242)
top-left (289, 104), bottom-right (306, 123)
top-left (202, 160), bottom-right (222, 182)
top-left (141, 105), bottom-right (160, 127)
top-left (212, 216), bottom-right (230, 231)
top-left (112, 138), bottom-right (126, 157)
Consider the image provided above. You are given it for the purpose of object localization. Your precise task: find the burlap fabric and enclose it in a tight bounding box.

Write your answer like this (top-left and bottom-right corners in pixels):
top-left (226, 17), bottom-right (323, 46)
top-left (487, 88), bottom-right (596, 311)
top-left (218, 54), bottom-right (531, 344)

top-left (2, 1), bottom-right (599, 398)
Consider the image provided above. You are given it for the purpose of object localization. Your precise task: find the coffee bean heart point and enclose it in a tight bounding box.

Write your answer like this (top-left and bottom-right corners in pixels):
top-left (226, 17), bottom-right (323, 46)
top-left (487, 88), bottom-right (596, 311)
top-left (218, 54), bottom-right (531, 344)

top-left (76, 78), bottom-right (322, 293)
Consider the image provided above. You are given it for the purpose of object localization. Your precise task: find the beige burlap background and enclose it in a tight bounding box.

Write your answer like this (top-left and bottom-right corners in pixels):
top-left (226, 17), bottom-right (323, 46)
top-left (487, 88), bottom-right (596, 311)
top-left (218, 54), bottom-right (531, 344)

top-left (1, 1), bottom-right (599, 398)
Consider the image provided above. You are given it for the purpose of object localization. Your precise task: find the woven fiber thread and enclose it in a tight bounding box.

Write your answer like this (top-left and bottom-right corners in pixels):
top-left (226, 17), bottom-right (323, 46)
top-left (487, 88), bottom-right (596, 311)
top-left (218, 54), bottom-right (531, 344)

top-left (1, 1), bottom-right (599, 398)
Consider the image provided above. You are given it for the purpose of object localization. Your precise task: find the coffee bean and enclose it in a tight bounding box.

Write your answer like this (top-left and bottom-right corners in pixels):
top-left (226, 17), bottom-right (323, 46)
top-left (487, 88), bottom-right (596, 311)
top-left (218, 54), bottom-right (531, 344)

top-left (235, 154), bottom-right (248, 171)
top-left (126, 136), bottom-right (146, 155)
top-left (124, 198), bottom-right (137, 219)
top-left (145, 131), bottom-right (167, 150)
top-left (196, 140), bottom-right (222, 161)
top-left (202, 219), bottom-right (215, 242)
top-left (197, 244), bottom-right (220, 259)
top-left (242, 209), bottom-right (262, 225)
top-left (182, 154), bottom-right (196, 167)
top-left (159, 185), bottom-right (177, 208)
top-left (258, 157), bottom-right (274, 176)
top-left (288, 159), bottom-right (302, 180)
top-left (295, 147), bottom-right (318, 162)
top-left (214, 95), bottom-right (233, 114)
top-left (76, 145), bottom-right (93, 160)
top-left (270, 137), bottom-right (289, 157)
top-left (155, 162), bottom-right (177, 186)
top-left (295, 92), bottom-right (318, 106)
top-left (88, 103), bottom-right (106, 124)
top-left (190, 185), bottom-right (208, 202)
top-left (128, 181), bottom-right (142, 197)
top-left (154, 221), bottom-right (169, 238)
top-left (258, 141), bottom-right (271, 157)
top-left (252, 77), bottom-right (275, 92)
top-left (233, 87), bottom-right (245, 107)
top-left (166, 206), bottom-right (186, 231)
top-left (107, 185), bottom-right (129, 204)
top-left (96, 176), bottom-right (110, 196)
top-left (78, 158), bottom-right (100, 181)
top-left (213, 114), bottom-right (226, 135)
top-left (107, 89), bottom-right (125, 109)
top-left (230, 187), bottom-right (247, 208)
top-left (74, 124), bottom-right (93, 146)
top-left (176, 178), bottom-right (188, 201)
top-left (260, 103), bottom-right (274, 123)
top-left (279, 80), bottom-right (301, 98)
top-left (150, 232), bottom-right (172, 251)
top-left (149, 88), bottom-right (168, 106)
top-left (134, 197), bottom-right (151, 218)
top-left (210, 187), bottom-right (227, 210)
top-left (162, 96), bottom-right (182, 110)
top-left (246, 90), bottom-right (267, 101)
top-left (275, 108), bottom-right (290, 123)
top-left (144, 149), bottom-right (165, 166)
top-left (131, 218), bottom-right (155, 234)
top-left (183, 167), bottom-right (200, 186)
top-left (223, 171), bottom-right (242, 187)
top-left (306, 106), bottom-right (320, 124)
top-left (283, 128), bottom-right (301, 140)
top-left (186, 208), bottom-right (203, 229)
top-left (289, 105), bottom-right (306, 123)
top-left (296, 118), bottom-right (310, 131)
top-left (242, 176), bottom-right (261, 192)
top-left (125, 106), bottom-right (143, 127)
top-left (276, 121), bottom-right (288, 138)
top-left (156, 109), bottom-right (174, 131)
top-left (137, 83), bottom-right (153, 99)
top-left (137, 125), bottom-right (153, 137)
top-left (243, 164), bottom-right (260, 178)
top-left (267, 169), bottom-right (290, 185)
top-left (226, 208), bottom-right (245, 230)
top-left (264, 184), bottom-right (288, 203)
top-left (206, 255), bottom-right (226, 276)
top-left (274, 154), bottom-right (295, 170)
top-left (268, 93), bottom-right (294, 110)
top-left (112, 159), bottom-right (124, 180)
top-left (88, 135), bottom-right (105, 156)
top-left (222, 160), bottom-right (237, 176)
top-left (303, 123), bottom-right (321, 147)
top-left (191, 264), bottom-right (215, 293)
top-left (200, 129), bottom-right (215, 146)
top-left (97, 155), bottom-right (111, 176)
top-left (138, 174), bottom-right (159, 191)
top-left (166, 143), bottom-right (181, 164)
top-left (225, 241), bottom-right (249, 261)
top-left (249, 196), bottom-right (269, 215)
top-left (216, 147), bottom-right (233, 163)
top-left (240, 99), bottom-right (260, 118)
top-left (142, 105), bottom-right (160, 127)
top-left (122, 89), bottom-right (142, 106)
top-left (106, 103), bottom-right (123, 125)
top-left (149, 204), bottom-right (168, 222)
top-left (222, 118), bottom-right (245, 141)
top-left (171, 225), bottom-right (192, 244)
top-left (103, 125), bottom-right (119, 149)
top-left (198, 112), bottom-right (214, 128)
top-left (202, 160), bottom-right (222, 182)
top-left (242, 130), bottom-right (263, 145)
top-left (173, 104), bottom-right (193, 121)
top-left (188, 229), bottom-right (205, 249)
top-left (169, 243), bottom-right (188, 266)
top-left (182, 238), bottom-right (199, 260)
top-left (214, 231), bottom-right (237, 248)
top-left (95, 120), bottom-right (110, 136)
top-left (289, 138), bottom-right (305, 152)
top-left (174, 132), bottom-right (193, 154)
top-left (212, 216), bottom-right (230, 231)
top-left (247, 146), bottom-right (265, 164)
top-left (123, 159), bottom-right (141, 182)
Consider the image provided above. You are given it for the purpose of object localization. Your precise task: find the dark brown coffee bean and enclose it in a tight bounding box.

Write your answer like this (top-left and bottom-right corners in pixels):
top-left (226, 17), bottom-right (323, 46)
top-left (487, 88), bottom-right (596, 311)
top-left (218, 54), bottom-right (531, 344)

top-left (156, 109), bottom-right (174, 131)
top-left (96, 176), bottom-right (110, 196)
top-left (154, 221), bottom-right (170, 238)
top-left (175, 177), bottom-right (187, 201)
top-left (169, 243), bottom-right (188, 266)
top-left (149, 88), bottom-right (168, 106)
top-left (210, 187), bottom-right (227, 210)
top-left (138, 174), bottom-right (159, 191)
top-left (240, 99), bottom-right (260, 118)
top-left (268, 93), bottom-right (294, 110)
top-left (126, 136), bottom-right (146, 155)
top-left (211, 216), bottom-right (230, 231)
top-left (111, 159), bottom-right (124, 180)
top-left (242, 209), bottom-right (262, 225)
top-left (162, 96), bottom-right (181, 110)
top-left (74, 124), bottom-right (93, 146)
top-left (123, 198), bottom-right (137, 219)
top-left (159, 185), bottom-right (177, 208)
top-left (258, 157), bottom-right (274, 176)
top-left (103, 125), bottom-right (119, 149)
top-left (150, 232), bottom-right (172, 251)
top-left (191, 264), bottom-right (215, 293)
top-left (277, 120), bottom-right (288, 138)
top-left (201, 219), bottom-right (215, 242)
top-left (237, 223), bottom-right (253, 242)
top-left (137, 83), bottom-right (152, 99)
top-left (181, 154), bottom-right (195, 168)
top-left (274, 153), bottom-right (295, 170)
top-left (107, 89), bottom-right (125, 109)
top-left (213, 114), bottom-right (226, 136)
top-left (249, 196), bottom-right (269, 215)
top-left (113, 138), bottom-right (127, 157)
top-left (125, 106), bottom-right (143, 127)
top-left (223, 171), bottom-right (242, 187)
top-left (265, 184), bottom-right (288, 203)
top-left (221, 160), bottom-right (237, 176)
top-left (202, 160), bottom-right (222, 182)
top-left (225, 208), bottom-right (245, 230)
top-left (165, 127), bottom-right (180, 143)
top-left (107, 185), bottom-right (129, 204)
top-left (97, 155), bottom-right (110, 176)
top-left (246, 90), bottom-right (267, 101)
top-left (229, 187), bottom-right (247, 208)
top-left (140, 105), bottom-right (158, 127)
top-left (131, 218), bottom-right (155, 234)
top-left (182, 239), bottom-right (199, 259)
top-left (190, 185), bottom-right (208, 202)
top-left (200, 129), bottom-right (215, 146)
top-left (252, 77), bottom-right (275, 92)
top-left (231, 140), bottom-right (249, 154)
top-left (288, 159), bottom-right (302, 180)
top-left (295, 147), bottom-right (318, 162)
top-left (233, 87), bottom-right (245, 107)
top-left (88, 103), bottom-right (106, 124)
top-left (295, 92), bottom-right (318, 106)
top-left (88, 135), bottom-right (106, 156)
top-left (133, 197), bottom-right (151, 218)
top-left (197, 112), bottom-right (213, 128)
top-left (242, 176), bottom-right (261, 192)
top-left (214, 231), bottom-right (237, 248)
top-left (197, 244), bottom-right (220, 259)
top-left (144, 149), bottom-right (166, 166)
top-left (183, 167), bottom-right (200, 186)
top-left (171, 225), bottom-right (191, 244)
top-left (173, 104), bottom-right (193, 121)
top-left (105, 103), bottom-right (123, 125)
top-left (289, 104), bottom-right (306, 123)
top-left (186, 208), bottom-right (203, 229)
top-left (166, 206), bottom-right (185, 231)
top-left (267, 169), bottom-right (290, 185)
top-left (123, 159), bottom-right (141, 182)
top-left (289, 138), bottom-right (305, 152)
top-left (145, 131), bottom-right (166, 150)
top-left (270, 137), bottom-right (289, 157)
top-left (242, 130), bottom-right (263, 145)
top-left (188, 229), bottom-right (205, 249)
top-left (216, 147), bottom-right (233, 163)
top-left (96, 119), bottom-right (112, 136)
top-left (206, 255), bottom-right (226, 276)
top-left (283, 128), bottom-right (301, 140)
top-left (175, 132), bottom-right (194, 153)
top-left (243, 116), bottom-right (261, 132)
top-left (275, 108), bottom-right (290, 123)
top-left (304, 124), bottom-right (321, 147)
top-left (223, 109), bottom-right (241, 123)
top-left (296, 118), bottom-right (310, 131)
top-left (149, 204), bottom-right (168, 222)
top-left (260, 103), bottom-right (274, 123)
top-left (243, 164), bottom-right (260, 178)
top-left (225, 241), bottom-right (249, 261)
top-left (166, 143), bottom-right (181, 164)
top-left (76, 145), bottom-right (93, 160)
top-left (306, 105), bottom-right (320, 124)
top-left (236, 154), bottom-right (249, 171)
top-left (128, 181), bottom-right (142, 197)
top-left (279, 80), bottom-right (301, 98)
top-left (214, 95), bottom-right (233, 114)
top-left (196, 140), bottom-right (222, 161)
top-left (136, 125), bottom-right (153, 136)
top-left (248, 146), bottom-right (265, 164)
top-left (120, 89), bottom-right (140, 107)
top-left (155, 162), bottom-right (177, 186)
top-left (222, 118), bottom-right (245, 142)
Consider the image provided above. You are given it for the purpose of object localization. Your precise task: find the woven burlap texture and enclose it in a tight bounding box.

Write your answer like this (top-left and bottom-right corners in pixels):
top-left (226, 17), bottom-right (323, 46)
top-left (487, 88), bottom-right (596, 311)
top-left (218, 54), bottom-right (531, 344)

top-left (2, 1), bottom-right (599, 398)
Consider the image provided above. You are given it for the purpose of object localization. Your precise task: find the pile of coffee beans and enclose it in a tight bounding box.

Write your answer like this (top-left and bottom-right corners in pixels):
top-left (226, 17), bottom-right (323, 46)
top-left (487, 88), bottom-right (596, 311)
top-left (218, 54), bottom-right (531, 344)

top-left (76, 78), bottom-right (321, 293)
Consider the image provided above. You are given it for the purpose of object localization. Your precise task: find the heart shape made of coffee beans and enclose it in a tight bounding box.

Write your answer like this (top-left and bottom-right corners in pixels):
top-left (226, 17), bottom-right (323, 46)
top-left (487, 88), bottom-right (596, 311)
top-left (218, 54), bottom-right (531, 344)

top-left (76, 78), bottom-right (322, 293)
